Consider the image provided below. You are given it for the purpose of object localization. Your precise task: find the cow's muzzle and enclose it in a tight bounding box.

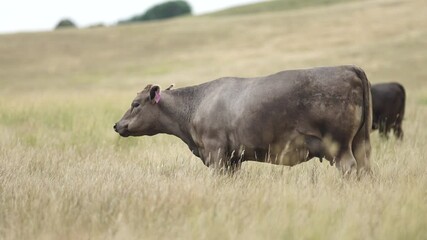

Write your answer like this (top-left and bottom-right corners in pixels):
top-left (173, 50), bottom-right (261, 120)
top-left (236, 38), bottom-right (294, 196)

top-left (114, 122), bottom-right (130, 137)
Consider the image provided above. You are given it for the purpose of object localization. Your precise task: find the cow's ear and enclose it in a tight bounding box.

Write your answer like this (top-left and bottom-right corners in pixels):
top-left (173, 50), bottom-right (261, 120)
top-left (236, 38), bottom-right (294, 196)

top-left (149, 85), bottom-right (161, 104)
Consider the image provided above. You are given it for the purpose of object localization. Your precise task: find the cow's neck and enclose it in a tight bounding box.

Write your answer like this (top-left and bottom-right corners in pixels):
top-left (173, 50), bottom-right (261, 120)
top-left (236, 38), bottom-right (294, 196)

top-left (156, 88), bottom-right (200, 152)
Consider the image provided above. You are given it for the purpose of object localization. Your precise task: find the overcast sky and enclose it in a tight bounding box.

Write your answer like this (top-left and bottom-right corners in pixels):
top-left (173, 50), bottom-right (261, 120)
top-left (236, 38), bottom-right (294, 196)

top-left (0, 0), bottom-right (262, 34)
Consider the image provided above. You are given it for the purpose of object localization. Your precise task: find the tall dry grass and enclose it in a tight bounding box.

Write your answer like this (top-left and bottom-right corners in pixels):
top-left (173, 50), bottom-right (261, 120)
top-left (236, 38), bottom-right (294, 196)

top-left (1, 0), bottom-right (427, 239)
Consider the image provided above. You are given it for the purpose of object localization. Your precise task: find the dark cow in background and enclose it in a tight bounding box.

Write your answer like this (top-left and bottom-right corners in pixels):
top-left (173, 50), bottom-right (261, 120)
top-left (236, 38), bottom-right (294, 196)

top-left (114, 65), bottom-right (372, 174)
top-left (371, 82), bottom-right (405, 140)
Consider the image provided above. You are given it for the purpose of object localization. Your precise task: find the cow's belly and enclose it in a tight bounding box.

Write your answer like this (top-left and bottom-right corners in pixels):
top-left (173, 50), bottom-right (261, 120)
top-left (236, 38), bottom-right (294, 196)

top-left (230, 130), bottom-right (312, 166)
top-left (244, 146), bottom-right (309, 166)
top-left (230, 126), bottom-right (336, 166)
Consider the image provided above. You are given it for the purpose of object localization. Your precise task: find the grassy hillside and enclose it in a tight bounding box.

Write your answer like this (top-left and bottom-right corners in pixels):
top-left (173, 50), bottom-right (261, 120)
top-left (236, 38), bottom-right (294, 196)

top-left (1, 0), bottom-right (427, 239)
top-left (207, 0), bottom-right (358, 16)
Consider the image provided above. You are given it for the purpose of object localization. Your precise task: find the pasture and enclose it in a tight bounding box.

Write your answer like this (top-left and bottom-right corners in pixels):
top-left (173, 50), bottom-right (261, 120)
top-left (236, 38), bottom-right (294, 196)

top-left (1, 0), bottom-right (427, 239)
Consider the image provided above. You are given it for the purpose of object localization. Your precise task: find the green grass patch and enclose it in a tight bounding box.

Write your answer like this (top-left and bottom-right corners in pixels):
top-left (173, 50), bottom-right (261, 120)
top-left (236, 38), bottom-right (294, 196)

top-left (206, 0), bottom-right (358, 16)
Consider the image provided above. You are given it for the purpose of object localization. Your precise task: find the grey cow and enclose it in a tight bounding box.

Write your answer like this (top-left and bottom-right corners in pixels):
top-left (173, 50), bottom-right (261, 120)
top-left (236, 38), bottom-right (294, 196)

top-left (114, 65), bottom-right (372, 174)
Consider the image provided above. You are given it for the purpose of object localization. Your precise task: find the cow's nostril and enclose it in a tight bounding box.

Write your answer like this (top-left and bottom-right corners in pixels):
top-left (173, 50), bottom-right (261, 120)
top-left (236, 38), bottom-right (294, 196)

top-left (113, 123), bottom-right (117, 131)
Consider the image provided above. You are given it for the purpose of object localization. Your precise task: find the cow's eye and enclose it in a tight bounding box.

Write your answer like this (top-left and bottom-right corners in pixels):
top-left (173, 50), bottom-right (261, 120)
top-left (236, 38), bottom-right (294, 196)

top-left (131, 102), bottom-right (140, 108)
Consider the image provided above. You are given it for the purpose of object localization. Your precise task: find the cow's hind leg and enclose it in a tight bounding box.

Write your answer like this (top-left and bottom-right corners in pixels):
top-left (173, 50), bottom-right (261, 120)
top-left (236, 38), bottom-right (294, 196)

top-left (393, 126), bottom-right (403, 140)
top-left (378, 120), bottom-right (389, 139)
top-left (335, 145), bottom-right (357, 175)
top-left (352, 127), bottom-right (372, 175)
top-left (393, 120), bottom-right (404, 140)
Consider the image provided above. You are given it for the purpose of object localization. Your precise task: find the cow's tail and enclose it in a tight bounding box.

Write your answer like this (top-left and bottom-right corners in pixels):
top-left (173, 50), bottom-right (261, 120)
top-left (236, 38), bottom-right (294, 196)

top-left (398, 84), bottom-right (406, 122)
top-left (353, 65), bottom-right (372, 173)
top-left (395, 83), bottom-right (406, 139)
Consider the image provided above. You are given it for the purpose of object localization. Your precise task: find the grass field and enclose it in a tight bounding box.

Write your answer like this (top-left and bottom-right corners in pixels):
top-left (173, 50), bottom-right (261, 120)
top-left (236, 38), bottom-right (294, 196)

top-left (1, 0), bottom-right (427, 239)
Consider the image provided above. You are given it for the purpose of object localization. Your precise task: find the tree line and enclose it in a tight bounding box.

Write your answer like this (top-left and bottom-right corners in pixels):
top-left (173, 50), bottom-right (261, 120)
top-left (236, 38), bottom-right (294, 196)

top-left (56, 0), bottom-right (192, 30)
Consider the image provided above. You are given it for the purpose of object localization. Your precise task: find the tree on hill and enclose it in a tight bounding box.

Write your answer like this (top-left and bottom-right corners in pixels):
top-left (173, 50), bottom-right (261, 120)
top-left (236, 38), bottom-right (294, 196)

top-left (55, 19), bottom-right (77, 30)
top-left (119, 0), bottom-right (192, 24)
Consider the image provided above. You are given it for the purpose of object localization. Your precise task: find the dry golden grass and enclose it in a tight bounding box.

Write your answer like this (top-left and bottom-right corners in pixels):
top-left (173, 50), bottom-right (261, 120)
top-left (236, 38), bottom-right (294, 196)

top-left (1, 0), bottom-right (427, 239)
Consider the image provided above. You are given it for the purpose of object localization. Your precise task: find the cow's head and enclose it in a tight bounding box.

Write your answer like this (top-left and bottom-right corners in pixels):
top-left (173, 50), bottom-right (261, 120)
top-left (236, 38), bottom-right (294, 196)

top-left (114, 84), bottom-right (163, 137)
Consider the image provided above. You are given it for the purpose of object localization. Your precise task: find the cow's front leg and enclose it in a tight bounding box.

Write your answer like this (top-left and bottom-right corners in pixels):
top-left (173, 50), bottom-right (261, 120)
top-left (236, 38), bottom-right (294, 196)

top-left (199, 147), bottom-right (241, 174)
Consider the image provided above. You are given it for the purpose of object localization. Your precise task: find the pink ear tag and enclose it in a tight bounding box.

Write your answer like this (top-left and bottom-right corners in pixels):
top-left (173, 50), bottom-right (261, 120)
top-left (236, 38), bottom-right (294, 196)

top-left (154, 91), bottom-right (161, 103)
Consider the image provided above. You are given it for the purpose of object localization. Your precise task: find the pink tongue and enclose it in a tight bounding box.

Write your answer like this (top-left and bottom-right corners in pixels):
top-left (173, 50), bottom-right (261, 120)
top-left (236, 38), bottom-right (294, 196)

top-left (154, 91), bottom-right (161, 103)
